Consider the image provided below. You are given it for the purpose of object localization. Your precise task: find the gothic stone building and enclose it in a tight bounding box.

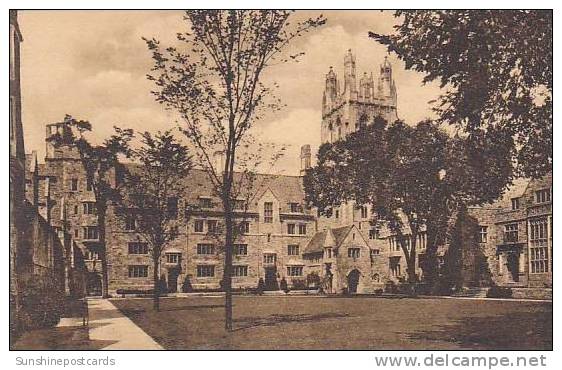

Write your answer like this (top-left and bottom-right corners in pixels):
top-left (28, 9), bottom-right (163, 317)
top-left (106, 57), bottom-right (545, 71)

top-left (25, 50), bottom-right (551, 296)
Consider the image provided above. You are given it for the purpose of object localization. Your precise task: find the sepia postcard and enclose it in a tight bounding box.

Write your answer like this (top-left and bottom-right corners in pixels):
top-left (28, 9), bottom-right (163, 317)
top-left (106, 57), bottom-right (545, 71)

top-left (8, 6), bottom-right (553, 358)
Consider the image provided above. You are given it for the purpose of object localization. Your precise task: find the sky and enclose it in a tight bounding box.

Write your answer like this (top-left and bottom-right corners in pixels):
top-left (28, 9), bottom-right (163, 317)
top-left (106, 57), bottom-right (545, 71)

top-left (18, 10), bottom-right (442, 175)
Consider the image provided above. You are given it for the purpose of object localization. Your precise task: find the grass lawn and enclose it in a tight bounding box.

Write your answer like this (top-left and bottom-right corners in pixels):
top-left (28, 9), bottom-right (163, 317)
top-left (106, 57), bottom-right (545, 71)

top-left (111, 296), bottom-right (552, 350)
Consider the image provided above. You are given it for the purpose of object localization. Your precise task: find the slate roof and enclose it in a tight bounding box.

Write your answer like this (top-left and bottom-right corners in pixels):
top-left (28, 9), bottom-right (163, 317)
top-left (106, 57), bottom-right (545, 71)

top-left (303, 225), bottom-right (353, 254)
top-left (120, 165), bottom-right (311, 214)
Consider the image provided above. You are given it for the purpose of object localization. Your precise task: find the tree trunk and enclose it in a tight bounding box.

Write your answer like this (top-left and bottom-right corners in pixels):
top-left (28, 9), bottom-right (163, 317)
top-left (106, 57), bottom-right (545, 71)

top-left (153, 256), bottom-right (160, 312)
top-left (98, 212), bottom-right (109, 299)
top-left (223, 207), bottom-right (234, 331)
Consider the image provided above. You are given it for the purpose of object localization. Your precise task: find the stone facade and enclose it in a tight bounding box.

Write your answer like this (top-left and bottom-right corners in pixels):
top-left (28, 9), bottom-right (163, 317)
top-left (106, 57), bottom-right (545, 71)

top-left (10, 11), bottom-right (71, 340)
top-left (466, 173), bottom-right (552, 289)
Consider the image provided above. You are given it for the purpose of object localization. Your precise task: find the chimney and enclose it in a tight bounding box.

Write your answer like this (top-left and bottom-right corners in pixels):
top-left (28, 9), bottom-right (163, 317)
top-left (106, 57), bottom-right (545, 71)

top-left (300, 145), bottom-right (311, 176)
top-left (213, 150), bottom-right (225, 174)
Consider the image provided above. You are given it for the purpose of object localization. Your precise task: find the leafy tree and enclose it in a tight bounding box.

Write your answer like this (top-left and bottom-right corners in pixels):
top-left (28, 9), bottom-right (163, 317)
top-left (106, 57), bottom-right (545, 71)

top-left (370, 10), bottom-right (552, 179)
top-left (304, 118), bottom-right (513, 291)
top-left (144, 10), bottom-right (325, 331)
top-left (46, 115), bottom-right (133, 298)
top-left (119, 131), bottom-right (192, 311)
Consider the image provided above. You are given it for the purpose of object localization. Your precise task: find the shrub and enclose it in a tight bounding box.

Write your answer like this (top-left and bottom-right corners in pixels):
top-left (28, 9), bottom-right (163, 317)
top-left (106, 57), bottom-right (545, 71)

top-left (181, 275), bottom-right (193, 293)
top-left (384, 280), bottom-right (397, 294)
top-left (486, 286), bottom-right (513, 298)
top-left (19, 274), bottom-right (64, 330)
top-left (158, 275), bottom-right (168, 294)
top-left (256, 278), bottom-right (265, 295)
top-left (374, 288), bottom-right (384, 296)
top-left (430, 279), bottom-right (454, 296)
top-left (291, 279), bottom-right (307, 290)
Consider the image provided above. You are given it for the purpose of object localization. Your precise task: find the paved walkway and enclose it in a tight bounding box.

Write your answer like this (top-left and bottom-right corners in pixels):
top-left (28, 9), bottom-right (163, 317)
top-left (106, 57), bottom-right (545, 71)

top-left (87, 298), bottom-right (163, 350)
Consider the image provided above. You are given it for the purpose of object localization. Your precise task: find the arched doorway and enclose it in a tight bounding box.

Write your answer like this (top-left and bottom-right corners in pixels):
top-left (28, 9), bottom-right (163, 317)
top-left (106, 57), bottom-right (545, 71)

top-left (347, 269), bottom-right (360, 294)
top-left (86, 272), bottom-right (102, 296)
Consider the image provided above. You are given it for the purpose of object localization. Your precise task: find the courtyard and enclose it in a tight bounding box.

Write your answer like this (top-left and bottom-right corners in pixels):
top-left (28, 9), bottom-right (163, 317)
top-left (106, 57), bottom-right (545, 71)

top-left (110, 295), bottom-right (552, 350)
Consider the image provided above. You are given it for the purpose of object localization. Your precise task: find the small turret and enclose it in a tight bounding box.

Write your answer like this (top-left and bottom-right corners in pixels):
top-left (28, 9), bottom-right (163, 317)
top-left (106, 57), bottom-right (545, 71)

top-left (378, 56), bottom-right (397, 104)
top-left (323, 66), bottom-right (338, 114)
top-left (343, 49), bottom-right (357, 100)
top-left (300, 144), bottom-right (311, 176)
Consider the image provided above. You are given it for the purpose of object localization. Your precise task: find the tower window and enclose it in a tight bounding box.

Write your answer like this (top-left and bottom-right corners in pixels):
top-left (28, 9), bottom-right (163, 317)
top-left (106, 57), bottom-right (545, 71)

top-left (264, 202), bottom-right (273, 223)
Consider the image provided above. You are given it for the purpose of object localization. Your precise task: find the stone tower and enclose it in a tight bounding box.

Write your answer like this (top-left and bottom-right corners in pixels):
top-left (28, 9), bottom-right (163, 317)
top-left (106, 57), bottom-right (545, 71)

top-left (321, 50), bottom-right (398, 145)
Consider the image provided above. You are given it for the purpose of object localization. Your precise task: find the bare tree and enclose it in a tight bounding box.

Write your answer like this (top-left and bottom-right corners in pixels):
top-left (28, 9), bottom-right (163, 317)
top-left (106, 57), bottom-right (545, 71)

top-left (144, 10), bottom-right (325, 331)
top-left (119, 130), bottom-right (192, 311)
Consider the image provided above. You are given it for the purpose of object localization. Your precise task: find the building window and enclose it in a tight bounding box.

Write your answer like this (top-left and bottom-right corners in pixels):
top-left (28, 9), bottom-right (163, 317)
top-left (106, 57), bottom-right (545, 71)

top-left (535, 189), bottom-right (551, 204)
top-left (369, 229), bottom-right (378, 240)
top-left (74, 229), bottom-right (79, 238)
top-left (360, 206), bottom-right (368, 219)
top-left (370, 249), bottom-right (380, 257)
top-left (232, 265), bottom-right (248, 277)
top-left (325, 248), bottom-right (332, 259)
top-left (264, 202), bottom-right (273, 223)
top-left (511, 198), bottom-right (520, 210)
top-left (167, 197), bottom-right (178, 219)
top-left (287, 266), bottom-right (303, 277)
top-left (287, 223), bottom-right (296, 235)
top-left (233, 244), bottom-right (248, 256)
top-left (70, 179), bottom-right (79, 191)
top-left (82, 226), bottom-right (99, 240)
top-left (289, 203), bottom-right (301, 213)
top-left (239, 221), bottom-right (250, 234)
top-left (194, 219), bottom-right (204, 233)
top-left (348, 248), bottom-right (360, 258)
top-left (86, 250), bottom-right (99, 261)
top-left (287, 245), bottom-right (300, 256)
top-left (199, 197), bottom-right (212, 209)
top-left (74, 205), bottom-right (79, 215)
top-left (263, 253), bottom-right (276, 264)
top-left (166, 253), bottom-right (181, 264)
top-left (504, 223), bottom-right (519, 243)
top-left (207, 220), bottom-right (218, 234)
top-left (125, 214), bottom-right (136, 231)
top-left (335, 210), bottom-right (339, 219)
top-left (197, 265), bottom-right (215, 277)
top-left (478, 226), bottom-right (488, 243)
top-left (83, 202), bottom-right (96, 215)
top-left (86, 178), bottom-right (93, 191)
top-left (197, 244), bottom-right (215, 255)
top-left (530, 218), bottom-right (549, 273)
top-left (389, 236), bottom-right (400, 251)
top-left (128, 242), bottom-right (149, 254)
top-left (128, 265), bottom-right (148, 278)
top-left (298, 224), bottom-right (307, 235)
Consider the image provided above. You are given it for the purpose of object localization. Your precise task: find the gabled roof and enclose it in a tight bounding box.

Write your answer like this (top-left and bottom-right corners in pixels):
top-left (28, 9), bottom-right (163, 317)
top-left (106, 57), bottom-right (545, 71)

top-left (304, 225), bottom-right (353, 254)
top-left (495, 178), bottom-right (530, 209)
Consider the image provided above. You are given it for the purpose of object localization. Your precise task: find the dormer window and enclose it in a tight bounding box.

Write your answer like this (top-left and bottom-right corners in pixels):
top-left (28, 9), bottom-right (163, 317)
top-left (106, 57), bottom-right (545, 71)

top-left (199, 197), bottom-right (212, 209)
top-left (536, 189), bottom-right (551, 204)
top-left (511, 197), bottom-right (520, 210)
